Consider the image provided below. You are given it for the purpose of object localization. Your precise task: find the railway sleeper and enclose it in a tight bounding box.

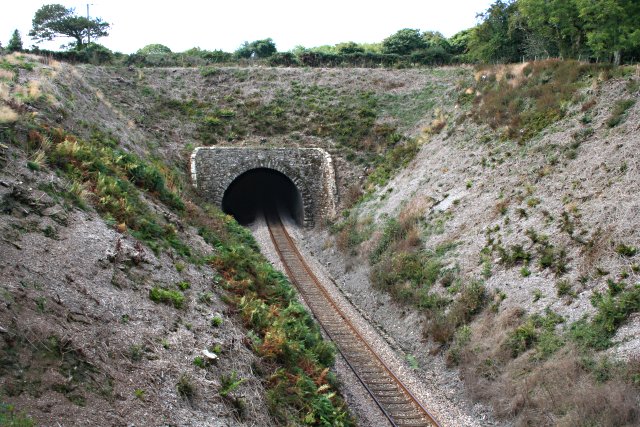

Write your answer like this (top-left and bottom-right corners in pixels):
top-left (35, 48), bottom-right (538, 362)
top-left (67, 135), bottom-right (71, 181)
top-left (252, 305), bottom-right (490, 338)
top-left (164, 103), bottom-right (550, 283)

top-left (376, 396), bottom-right (411, 405)
top-left (394, 421), bottom-right (432, 427)
top-left (368, 384), bottom-right (399, 392)
top-left (365, 378), bottom-right (396, 385)
top-left (390, 412), bottom-right (426, 420)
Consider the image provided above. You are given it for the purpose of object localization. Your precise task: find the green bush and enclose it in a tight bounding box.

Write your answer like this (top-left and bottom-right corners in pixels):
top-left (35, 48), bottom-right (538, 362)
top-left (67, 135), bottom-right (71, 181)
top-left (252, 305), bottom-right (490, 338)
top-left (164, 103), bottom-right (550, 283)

top-left (571, 284), bottom-right (640, 350)
top-left (615, 244), bottom-right (637, 257)
top-left (149, 287), bottom-right (185, 308)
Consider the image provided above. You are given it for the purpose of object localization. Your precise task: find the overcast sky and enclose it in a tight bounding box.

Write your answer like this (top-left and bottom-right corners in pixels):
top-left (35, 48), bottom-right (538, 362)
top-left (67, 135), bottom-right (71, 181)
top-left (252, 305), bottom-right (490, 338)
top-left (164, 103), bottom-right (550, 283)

top-left (3, 1), bottom-right (495, 53)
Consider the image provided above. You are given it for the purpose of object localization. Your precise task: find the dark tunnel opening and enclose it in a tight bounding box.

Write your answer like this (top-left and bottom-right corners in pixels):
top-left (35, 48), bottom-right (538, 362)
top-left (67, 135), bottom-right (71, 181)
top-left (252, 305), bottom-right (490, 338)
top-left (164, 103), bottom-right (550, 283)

top-left (221, 168), bottom-right (304, 226)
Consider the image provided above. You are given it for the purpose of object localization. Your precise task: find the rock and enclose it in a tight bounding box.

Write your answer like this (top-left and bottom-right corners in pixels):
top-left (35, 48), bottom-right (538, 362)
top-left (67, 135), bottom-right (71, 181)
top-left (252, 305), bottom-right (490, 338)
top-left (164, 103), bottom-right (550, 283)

top-left (202, 349), bottom-right (218, 361)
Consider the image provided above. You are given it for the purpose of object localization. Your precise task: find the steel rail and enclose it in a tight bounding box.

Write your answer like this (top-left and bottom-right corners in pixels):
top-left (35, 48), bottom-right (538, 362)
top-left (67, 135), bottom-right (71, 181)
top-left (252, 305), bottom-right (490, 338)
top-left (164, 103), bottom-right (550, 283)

top-left (266, 212), bottom-right (442, 427)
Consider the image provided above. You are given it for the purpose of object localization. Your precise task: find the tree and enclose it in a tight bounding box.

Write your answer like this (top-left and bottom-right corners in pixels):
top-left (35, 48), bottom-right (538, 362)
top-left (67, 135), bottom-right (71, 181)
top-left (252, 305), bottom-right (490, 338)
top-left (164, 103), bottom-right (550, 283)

top-left (137, 44), bottom-right (172, 55)
top-left (468, 0), bottom-right (526, 63)
top-left (575, 0), bottom-right (640, 64)
top-left (382, 28), bottom-right (426, 55)
top-left (519, 0), bottom-right (585, 58)
top-left (449, 29), bottom-right (472, 55)
top-left (336, 41), bottom-right (365, 55)
top-left (29, 4), bottom-right (110, 49)
top-left (7, 29), bottom-right (23, 52)
top-left (422, 31), bottom-right (451, 52)
top-left (235, 38), bottom-right (277, 59)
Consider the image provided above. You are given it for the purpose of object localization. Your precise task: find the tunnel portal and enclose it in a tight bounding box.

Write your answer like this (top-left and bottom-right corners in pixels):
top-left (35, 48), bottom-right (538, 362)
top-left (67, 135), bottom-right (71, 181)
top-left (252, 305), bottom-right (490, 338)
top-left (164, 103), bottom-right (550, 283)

top-left (191, 146), bottom-right (337, 227)
top-left (221, 168), bottom-right (304, 225)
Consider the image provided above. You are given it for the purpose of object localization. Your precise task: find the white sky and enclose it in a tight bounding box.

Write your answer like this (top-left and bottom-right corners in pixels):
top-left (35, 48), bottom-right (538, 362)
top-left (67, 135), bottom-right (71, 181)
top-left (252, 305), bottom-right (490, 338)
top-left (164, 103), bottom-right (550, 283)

top-left (2, 1), bottom-right (494, 53)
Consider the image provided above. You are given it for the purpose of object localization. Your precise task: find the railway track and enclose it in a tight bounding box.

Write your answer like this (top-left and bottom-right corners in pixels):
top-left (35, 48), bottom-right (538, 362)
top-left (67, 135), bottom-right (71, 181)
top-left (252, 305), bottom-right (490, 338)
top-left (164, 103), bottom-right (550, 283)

top-left (266, 212), bottom-right (441, 427)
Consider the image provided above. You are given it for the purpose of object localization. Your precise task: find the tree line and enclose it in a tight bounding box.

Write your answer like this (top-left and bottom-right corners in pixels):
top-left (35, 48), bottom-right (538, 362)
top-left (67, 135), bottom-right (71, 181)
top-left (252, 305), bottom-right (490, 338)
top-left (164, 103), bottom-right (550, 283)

top-left (3, 1), bottom-right (639, 66)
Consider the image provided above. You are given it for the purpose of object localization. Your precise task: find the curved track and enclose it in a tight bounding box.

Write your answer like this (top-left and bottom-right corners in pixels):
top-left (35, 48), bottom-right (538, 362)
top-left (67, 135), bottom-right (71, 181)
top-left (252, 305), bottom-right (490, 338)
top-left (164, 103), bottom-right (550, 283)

top-left (266, 212), bottom-right (441, 427)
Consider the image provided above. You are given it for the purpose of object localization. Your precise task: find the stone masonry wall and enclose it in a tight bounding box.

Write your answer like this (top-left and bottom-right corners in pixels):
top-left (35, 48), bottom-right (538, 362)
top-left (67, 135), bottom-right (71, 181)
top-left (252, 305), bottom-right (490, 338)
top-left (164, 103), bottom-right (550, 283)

top-left (191, 147), bottom-right (337, 227)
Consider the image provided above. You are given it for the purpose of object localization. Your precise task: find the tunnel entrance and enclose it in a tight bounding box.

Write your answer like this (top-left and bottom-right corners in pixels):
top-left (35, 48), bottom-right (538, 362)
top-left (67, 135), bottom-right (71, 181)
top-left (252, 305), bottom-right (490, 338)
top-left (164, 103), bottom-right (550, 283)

top-left (221, 168), bottom-right (304, 225)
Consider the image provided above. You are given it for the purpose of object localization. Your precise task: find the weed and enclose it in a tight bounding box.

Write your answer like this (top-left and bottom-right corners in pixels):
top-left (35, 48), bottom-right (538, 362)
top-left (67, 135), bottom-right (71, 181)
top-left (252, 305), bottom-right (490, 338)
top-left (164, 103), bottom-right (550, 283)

top-left (149, 287), bottom-right (185, 308)
top-left (472, 61), bottom-right (606, 141)
top-left (426, 281), bottom-right (486, 344)
top-left (34, 297), bottom-right (46, 313)
top-left (446, 325), bottom-right (472, 365)
top-left (176, 374), bottom-right (195, 400)
top-left (211, 315), bottom-right (223, 327)
top-left (134, 388), bottom-right (145, 400)
top-left (556, 280), bottom-right (575, 298)
top-left (406, 354), bottom-right (419, 369)
top-left (176, 281), bottom-right (190, 291)
top-left (26, 161), bottom-right (40, 171)
top-left (198, 292), bottom-right (213, 304)
top-left (615, 244), bottom-right (637, 257)
top-left (570, 283), bottom-right (640, 350)
top-left (533, 289), bottom-right (543, 302)
top-left (0, 402), bottom-right (34, 427)
top-left (606, 99), bottom-right (635, 128)
top-left (193, 356), bottom-right (206, 368)
top-left (42, 225), bottom-right (59, 239)
top-left (175, 262), bottom-right (186, 272)
top-left (481, 260), bottom-right (492, 278)
top-left (219, 371), bottom-right (245, 398)
top-left (526, 197), bottom-right (540, 208)
top-left (571, 127), bottom-right (594, 142)
top-left (538, 244), bottom-right (568, 276)
top-left (129, 344), bottom-right (143, 362)
top-left (521, 266), bottom-right (531, 277)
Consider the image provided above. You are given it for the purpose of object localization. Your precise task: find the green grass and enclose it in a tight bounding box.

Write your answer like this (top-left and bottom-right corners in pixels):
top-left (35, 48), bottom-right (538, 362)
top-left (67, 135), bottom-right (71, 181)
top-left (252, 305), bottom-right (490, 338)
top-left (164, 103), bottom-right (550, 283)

top-left (378, 83), bottom-right (437, 129)
top-left (0, 403), bottom-right (34, 427)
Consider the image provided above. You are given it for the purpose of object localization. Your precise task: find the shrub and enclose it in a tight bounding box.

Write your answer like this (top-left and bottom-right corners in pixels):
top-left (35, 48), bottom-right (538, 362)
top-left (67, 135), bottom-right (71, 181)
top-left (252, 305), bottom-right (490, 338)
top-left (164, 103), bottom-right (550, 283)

top-left (149, 287), bottom-right (185, 308)
top-left (570, 283), bottom-right (640, 350)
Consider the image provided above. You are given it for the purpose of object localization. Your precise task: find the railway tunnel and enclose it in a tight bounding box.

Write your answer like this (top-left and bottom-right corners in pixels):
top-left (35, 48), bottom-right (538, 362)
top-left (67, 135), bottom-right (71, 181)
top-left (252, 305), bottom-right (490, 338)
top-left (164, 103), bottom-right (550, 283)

top-left (190, 147), bottom-right (337, 227)
top-left (221, 168), bottom-right (304, 225)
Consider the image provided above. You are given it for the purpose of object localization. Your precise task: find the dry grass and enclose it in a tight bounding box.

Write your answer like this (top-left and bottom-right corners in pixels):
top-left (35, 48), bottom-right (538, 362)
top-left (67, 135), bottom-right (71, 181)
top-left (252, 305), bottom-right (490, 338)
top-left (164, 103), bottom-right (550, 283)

top-left (0, 82), bottom-right (10, 101)
top-left (0, 106), bottom-right (18, 123)
top-left (456, 309), bottom-right (640, 426)
top-left (28, 81), bottom-right (42, 99)
top-left (0, 69), bottom-right (15, 81)
top-left (578, 226), bottom-right (613, 276)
